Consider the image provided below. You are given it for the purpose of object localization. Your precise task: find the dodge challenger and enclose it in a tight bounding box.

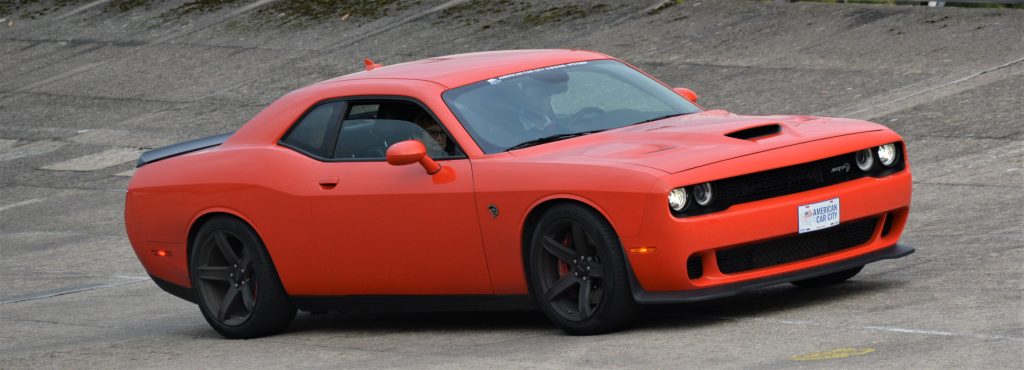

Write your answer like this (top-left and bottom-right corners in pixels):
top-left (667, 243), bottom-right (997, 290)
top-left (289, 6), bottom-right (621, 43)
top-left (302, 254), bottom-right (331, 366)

top-left (124, 49), bottom-right (913, 338)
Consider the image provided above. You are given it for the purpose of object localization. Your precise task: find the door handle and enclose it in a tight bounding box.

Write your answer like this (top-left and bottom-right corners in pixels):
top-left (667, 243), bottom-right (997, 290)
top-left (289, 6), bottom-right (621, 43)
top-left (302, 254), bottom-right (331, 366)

top-left (318, 177), bottom-right (339, 189)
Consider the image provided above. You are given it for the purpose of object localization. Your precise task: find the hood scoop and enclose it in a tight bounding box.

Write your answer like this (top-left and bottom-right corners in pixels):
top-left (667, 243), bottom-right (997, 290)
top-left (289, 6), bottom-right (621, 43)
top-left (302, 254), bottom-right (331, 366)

top-left (725, 124), bottom-right (781, 141)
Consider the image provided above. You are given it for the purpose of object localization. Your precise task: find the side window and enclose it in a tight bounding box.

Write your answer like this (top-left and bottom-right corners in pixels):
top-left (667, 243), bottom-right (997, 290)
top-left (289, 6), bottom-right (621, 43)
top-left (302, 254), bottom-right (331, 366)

top-left (280, 102), bottom-right (344, 157)
top-left (333, 100), bottom-right (463, 160)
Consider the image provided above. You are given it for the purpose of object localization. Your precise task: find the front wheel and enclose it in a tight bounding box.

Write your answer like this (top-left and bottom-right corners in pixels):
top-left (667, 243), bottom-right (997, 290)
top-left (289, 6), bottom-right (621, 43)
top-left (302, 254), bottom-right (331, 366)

top-left (526, 204), bottom-right (637, 335)
top-left (190, 216), bottom-right (296, 339)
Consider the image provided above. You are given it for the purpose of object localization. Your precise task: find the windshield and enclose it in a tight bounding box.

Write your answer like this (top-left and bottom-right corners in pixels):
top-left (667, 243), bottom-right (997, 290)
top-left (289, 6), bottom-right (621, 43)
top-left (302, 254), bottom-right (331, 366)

top-left (442, 60), bottom-right (701, 153)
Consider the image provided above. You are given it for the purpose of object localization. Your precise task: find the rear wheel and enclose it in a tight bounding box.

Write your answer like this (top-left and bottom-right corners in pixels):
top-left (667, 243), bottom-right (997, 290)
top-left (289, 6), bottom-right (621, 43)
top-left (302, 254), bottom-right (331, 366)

top-left (190, 216), bottom-right (295, 338)
top-left (526, 204), bottom-right (637, 335)
top-left (792, 265), bottom-right (864, 288)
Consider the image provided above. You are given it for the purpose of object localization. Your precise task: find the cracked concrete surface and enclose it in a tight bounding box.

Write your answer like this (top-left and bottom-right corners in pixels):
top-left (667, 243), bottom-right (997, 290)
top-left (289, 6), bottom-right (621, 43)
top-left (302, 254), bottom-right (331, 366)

top-left (1, 0), bottom-right (1021, 368)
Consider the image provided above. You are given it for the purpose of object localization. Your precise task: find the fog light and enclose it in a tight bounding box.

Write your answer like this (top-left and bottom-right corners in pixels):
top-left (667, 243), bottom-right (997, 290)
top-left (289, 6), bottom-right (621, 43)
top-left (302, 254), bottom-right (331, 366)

top-left (855, 149), bottom-right (874, 171)
top-left (877, 143), bottom-right (898, 166)
top-left (668, 187), bottom-right (689, 212)
top-left (693, 182), bottom-right (714, 206)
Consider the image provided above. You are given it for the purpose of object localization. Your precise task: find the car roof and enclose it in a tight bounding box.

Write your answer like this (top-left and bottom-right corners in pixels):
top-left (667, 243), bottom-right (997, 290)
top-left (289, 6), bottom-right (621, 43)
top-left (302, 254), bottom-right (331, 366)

top-left (324, 49), bottom-right (611, 89)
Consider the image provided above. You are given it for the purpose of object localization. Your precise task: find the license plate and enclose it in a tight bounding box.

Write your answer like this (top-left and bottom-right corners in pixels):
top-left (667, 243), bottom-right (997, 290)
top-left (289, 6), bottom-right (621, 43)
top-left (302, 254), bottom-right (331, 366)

top-left (798, 198), bottom-right (840, 233)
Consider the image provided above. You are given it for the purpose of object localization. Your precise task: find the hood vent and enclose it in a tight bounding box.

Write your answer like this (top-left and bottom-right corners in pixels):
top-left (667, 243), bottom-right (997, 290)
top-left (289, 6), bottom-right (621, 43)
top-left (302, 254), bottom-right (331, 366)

top-left (725, 124), bottom-right (781, 141)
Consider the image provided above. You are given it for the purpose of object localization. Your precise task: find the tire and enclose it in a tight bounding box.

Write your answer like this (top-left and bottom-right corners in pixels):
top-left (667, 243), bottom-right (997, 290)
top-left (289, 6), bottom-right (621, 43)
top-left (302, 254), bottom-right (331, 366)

top-left (189, 216), bottom-right (296, 339)
top-left (525, 204), bottom-right (637, 335)
top-left (791, 265), bottom-right (864, 288)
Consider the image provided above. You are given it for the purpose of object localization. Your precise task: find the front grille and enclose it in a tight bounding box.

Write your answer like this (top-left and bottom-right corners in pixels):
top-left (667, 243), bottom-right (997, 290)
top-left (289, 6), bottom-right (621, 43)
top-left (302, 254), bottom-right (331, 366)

top-left (712, 152), bottom-right (864, 209)
top-left (687, 255), bottom-right (703, 279)
top-left (716, 217), bottom-right (879, 274)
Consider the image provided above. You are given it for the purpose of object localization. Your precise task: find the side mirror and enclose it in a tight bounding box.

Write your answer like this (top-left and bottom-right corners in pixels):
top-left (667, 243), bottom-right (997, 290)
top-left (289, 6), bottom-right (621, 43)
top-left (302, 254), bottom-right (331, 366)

top-left (386, 140), bottom-right (442, 175)
top-left (673, 87), bottom-right (698, 103)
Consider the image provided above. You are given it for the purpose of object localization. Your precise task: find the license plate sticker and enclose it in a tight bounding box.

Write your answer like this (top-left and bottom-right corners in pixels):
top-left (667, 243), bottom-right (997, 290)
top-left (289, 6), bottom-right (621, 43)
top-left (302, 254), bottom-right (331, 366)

top-left (798, 198), bottom-right (840, 233)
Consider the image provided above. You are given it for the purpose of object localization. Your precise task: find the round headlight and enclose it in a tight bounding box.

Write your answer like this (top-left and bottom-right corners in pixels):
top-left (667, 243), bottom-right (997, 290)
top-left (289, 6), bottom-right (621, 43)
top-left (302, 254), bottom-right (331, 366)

top-left (668, 187), bottom-right (689, 212)
top-left (877, 143), bottom-right (898, 166)
top-left (855, 149), bottom-right (874, 171)
top-left (693, 183), bottom-right (713, 206)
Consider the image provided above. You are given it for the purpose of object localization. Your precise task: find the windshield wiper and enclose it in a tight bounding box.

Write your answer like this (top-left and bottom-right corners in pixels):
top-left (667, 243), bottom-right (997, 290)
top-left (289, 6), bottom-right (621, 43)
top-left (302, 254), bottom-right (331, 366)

top-left (506, 129), bottom-right (606, 151)
top-left (630, 113), bottom-right (690, 126)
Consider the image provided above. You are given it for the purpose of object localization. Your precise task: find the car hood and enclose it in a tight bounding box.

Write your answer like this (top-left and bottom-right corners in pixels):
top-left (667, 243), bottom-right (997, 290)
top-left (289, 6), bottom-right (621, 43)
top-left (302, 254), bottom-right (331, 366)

top-left (510, 110), bottom-right (885, 174)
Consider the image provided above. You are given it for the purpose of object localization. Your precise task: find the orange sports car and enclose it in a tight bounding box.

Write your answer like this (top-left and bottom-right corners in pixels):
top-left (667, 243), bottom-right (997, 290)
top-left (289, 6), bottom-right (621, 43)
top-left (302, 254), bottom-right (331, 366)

top-left (125, 49), bottom-right (913, 338)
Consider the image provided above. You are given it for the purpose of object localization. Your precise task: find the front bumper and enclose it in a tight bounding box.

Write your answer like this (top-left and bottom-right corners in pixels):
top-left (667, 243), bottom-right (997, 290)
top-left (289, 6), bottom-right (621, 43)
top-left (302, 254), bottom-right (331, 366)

top-left (620, 131), bottom-right (913, 297)
top-left (630, 243), bottom-right (913, 304)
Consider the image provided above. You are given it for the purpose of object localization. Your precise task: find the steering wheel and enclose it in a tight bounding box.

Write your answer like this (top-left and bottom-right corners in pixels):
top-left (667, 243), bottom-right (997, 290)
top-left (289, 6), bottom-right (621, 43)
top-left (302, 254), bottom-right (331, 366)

top-left (567, 107), bottom-right (606, 128)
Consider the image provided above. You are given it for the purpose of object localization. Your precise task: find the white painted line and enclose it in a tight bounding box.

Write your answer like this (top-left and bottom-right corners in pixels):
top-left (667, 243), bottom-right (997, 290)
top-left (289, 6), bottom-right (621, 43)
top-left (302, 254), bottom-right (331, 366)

top-left (863, 325), bottom-right (956, 337)
top-left (0, 140), bottom-right (65, 161)
top-left (705, 314), bottom-right (1024, 342)
top-left (70, 128), bottom-right (176, 148)
top-left (200, 0), bottom-right (471, 100)
top-left (0, 198), bottom-right (46, 213)
top-left (231, 0), bottom-right (279, 16)
top-left (840, 54), bottom-right (1024, 117)
top-left (14, 61), bottom-right (107, 93)
top-left (70, 129), bottom-right (115, 144)
top-left (57, 0), bottom-right (111, 20)
top-left (41, 148), bottom-right (141, 171)
top-left (150, 0), bottom-right (281, 44)
top-left (0, 278), bottom-right (150, 305)
top-left (0, 0), bottom-right (285, 102)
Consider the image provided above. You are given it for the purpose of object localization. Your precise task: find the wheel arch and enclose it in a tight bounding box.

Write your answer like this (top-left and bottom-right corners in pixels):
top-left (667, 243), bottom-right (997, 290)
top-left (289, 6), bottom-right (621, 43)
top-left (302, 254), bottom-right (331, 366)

top-left (186, 208), bottom-right (265, 270)
top-left (519, 196), bottom-right (621, 267)
top-left (518, 196), bottom-right (641, 330)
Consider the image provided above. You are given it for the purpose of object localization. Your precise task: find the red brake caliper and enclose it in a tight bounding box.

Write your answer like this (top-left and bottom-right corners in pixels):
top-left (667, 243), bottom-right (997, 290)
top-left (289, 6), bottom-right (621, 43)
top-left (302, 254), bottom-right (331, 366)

top-left (558, 234), bottom-right (572, 276)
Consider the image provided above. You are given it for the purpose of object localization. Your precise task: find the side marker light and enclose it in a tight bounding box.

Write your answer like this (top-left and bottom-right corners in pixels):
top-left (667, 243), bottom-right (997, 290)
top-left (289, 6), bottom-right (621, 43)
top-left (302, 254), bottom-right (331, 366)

top-left (630, 247), bottom-right (656, 254)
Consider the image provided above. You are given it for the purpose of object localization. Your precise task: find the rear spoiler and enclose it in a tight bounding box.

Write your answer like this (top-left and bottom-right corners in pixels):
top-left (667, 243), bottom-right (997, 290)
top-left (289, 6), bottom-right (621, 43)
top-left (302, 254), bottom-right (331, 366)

top-left (136, 132), bottom-right (233, 168)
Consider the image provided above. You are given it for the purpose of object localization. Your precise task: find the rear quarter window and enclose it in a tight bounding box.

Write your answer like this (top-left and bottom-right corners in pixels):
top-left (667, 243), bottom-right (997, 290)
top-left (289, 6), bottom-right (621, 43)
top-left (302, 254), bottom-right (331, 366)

top-left (280, 102), bottom-right (345, 157)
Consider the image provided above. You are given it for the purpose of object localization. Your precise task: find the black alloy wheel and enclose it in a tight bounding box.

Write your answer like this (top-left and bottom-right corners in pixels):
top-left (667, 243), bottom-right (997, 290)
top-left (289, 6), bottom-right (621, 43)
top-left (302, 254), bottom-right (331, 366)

top-left (190, 216), bottom-right (295, 338)
top-left (527, 204), bottom-right (637, 335)
top-left (195, 229), bottom-right (258, 326)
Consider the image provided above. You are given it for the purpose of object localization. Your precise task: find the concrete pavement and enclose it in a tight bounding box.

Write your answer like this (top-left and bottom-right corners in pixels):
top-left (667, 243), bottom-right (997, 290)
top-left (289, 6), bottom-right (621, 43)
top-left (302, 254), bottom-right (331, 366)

top-left (1, 0), bottom-right (1022, 368)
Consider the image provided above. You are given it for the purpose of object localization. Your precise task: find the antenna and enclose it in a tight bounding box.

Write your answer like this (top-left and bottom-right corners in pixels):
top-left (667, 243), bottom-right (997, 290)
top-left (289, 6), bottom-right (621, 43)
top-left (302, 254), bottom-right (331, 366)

top-left (364, 58), bottom-right (382, 71)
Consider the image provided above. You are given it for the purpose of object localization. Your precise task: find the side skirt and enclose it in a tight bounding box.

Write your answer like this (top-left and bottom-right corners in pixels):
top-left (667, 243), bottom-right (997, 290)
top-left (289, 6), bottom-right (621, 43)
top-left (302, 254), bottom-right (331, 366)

top-left (155, 244), bottom-right (912, 311)
top-left (150, 274), bottom-right (535, 313)
top-left (291, 295), bottom-right (536, 313)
